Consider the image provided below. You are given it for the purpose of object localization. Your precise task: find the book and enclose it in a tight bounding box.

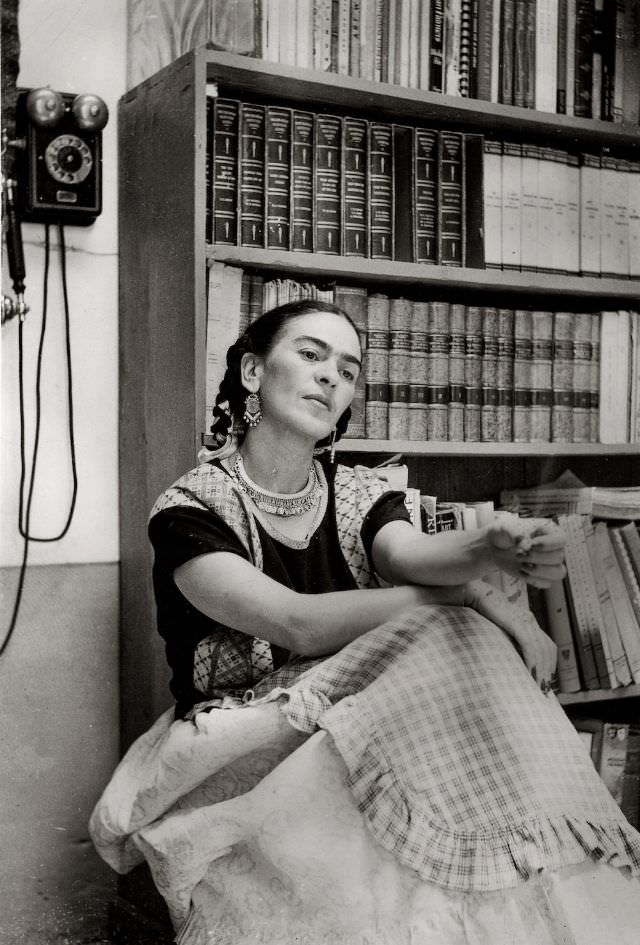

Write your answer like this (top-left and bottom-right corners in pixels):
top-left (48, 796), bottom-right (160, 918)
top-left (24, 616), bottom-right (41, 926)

top-left (387, 297), bottom-right (412, 439)
top-left (513, 309), bottom-right (533, 442)
top-left (437, 131), bottom-right (464, 266)
top-left (579, 153), bottom-right (602, 277)
top-left (550, 149), bottom-right (569, 274)
top-left (291, 110), bottom-right (314, 252)
top-left (541, 579), bottom-right (582, 692)
top-left (349, 0), bottom-right (362, 76)
top-left (313, 0), bottom-right (333, 71)
top-left (238, 102), bottom-right (265, 248)
top-left (208, 0), bottom-right (262, 55)
top-left (592, 520), bottom-right (640, 684)
top-left (599, 722), bottom-right (630, 805)
top-left (572, 717), bottom-right (605, 766)
top-left (610, 525), bottom-right (640, 633)
top-left (334, 284), bottom-right (368, 437)
top-left (501, 142), bottom-right (522, 271)
top-left (408, 301), bottom-right (429, 441)
top-left (342, 116), bottom-right (368, 256)
top-left (365, 293), bottom-right (390, 439)
top-left (599, 310), bottom-right (631, 444)
top-left (621, 724), bottom-right (640, 829)
top-left (535, 0), bottom-right (559, 111)
top-left (589, 310), bottom-right (600, 443)
top-left (574, 0), bottom-right (595, 117)
top-left (482, 139), bottom-right (503, 269)
top-left (499, 0), bottom-right (515, 104)
top-left (556, 0), bottom-right (568, 111)
top-left (206, 261), bottom-right (244, 421)
top-left (392, 125), bottom-right (416, 263)
top-left (413, 127), bottom-right (438, 264)
top-left (584, 518), bottom-right (631, 688)
top-left (551, 311), bottom-right (574, 443)
top-left (600, 155), bottom-right (623, 277)
top-left (622, 0), bottom-right (640, 124)
top-left (564, 512), bottom-right (611, 687)
top-left (476, 0), bottom-right (496, 100)
top-left (520, 144), bottom-right (539, 272)
top-left (628, 162), bottom-right (640, 280)
top-left (463, 134), bottom-right (485, 268)
top-left (530, 310), bottom-right (553, 442)
top-left (448, 303), bottom-right (466, 442)
top-left (295, 0), bottom-right (314, 68)
top-left (265, 106), bottom-right (291, 250)
top-left (314, 113), bottom-right (342, 254)
top-left (480, 306), bottom-right (499, 442)
top-left (513, 0), bottom-right (528, 107)
top-left (463, 305), bottom-right (483, 441)
top-left (572, 311), bottom-right (592, 444)
top-left (459, 0), bottom-right (475, 96)
top-left (558, 513), bottom-right (604, 689)
top-left (565, 152), bottom-right (581, 274)
top-left (430, 0), bottom-right (446, 91)
top-left (536, 147), bottom-right (556, 273)
top-left (248, 272), bottom-right (264, 323)
top-left (617, 521), bottom-right (640, 587)
top-left (417, 0), bottom-right (432, 91)
top-left (426, 301), bottom-right (450, 441)
top-left (496, 308), bottom-right (515, 442)
top-left (368, 122), bottom-right (393, 259)
top-left (211, 97), bottom-right (239, 246)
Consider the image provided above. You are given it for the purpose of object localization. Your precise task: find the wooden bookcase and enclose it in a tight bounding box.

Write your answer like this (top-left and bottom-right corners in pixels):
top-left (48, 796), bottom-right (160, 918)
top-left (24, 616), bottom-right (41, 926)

top-left (118, 45), bottom-right (640, 747)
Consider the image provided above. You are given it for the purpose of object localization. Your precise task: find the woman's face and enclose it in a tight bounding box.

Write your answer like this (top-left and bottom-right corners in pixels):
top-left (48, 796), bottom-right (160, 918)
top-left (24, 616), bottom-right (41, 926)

top-left (251, 311), bottom-right (362, 443)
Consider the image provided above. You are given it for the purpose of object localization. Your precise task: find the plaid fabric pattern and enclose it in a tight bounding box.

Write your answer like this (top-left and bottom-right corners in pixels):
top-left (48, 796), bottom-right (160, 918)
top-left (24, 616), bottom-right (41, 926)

top-left (150, 462), bottom-right (391, 701)
top-left (244, 604), bottom-right (640, 892)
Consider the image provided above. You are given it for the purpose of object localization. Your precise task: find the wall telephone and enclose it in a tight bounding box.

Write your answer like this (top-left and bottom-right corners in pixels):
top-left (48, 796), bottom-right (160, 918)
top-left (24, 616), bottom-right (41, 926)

top-left (14, 86), bottom-right (109, 226)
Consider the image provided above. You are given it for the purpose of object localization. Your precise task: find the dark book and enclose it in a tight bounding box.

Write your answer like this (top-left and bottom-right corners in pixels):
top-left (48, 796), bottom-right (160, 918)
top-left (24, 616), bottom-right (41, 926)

top-left (392, 124), bottom-right (414, 262)
top-left (206, 96), bottom-right (214, 243)
top-left (291, 110), bottom-right (314, 252)
top-left (600, 0), bottom-right (623, 121)
top-left (499, 0), bottom-right (516, 105)
top-left (414, 127), bottom-right (438, 264)
top-left (342, 116), bottom-right (368, 256)
top-left (430, 0), bottom-right (445, 92)
top-left (513, 0), bottom-right (528, 107)
top-left (368, 121), bottom-right (393, 259)
top-left (459, 0), bottom-right (474, 96)
top-left (476, 0), bottom-right (496, 100)
top-left (463, 133), bottom-right (485, 269)
top-left (523, 0), bottom-right (537, 109)
top-left (211, 97), bottom-right (240, 246)
top-left (265, 106), bottom-right (292, 250)
top-left (437, 131), bottom-right (464, 267)
top-left (238, 102), bottom-right (265, 248)
top-left (574, 0), bottom-right (595, 117)
top-left (556, 0), bottom-right (568, 112)
top-left (468, 0), bottom-right (481, 98)
top-left (463, 305), bottom-right (483, 441)
top-left (314, 113), bottom-right (342, 254)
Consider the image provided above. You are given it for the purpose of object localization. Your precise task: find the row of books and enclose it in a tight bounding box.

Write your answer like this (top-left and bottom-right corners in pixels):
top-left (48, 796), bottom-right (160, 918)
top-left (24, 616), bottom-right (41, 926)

top-left (208, 97), bottom-right (640, 277)
top-left (572, 718), bottom-right (639, 828)
top-left (208, 0), bottom-right (640, 123)
top-left (205, 264), bottom-right (640, 446)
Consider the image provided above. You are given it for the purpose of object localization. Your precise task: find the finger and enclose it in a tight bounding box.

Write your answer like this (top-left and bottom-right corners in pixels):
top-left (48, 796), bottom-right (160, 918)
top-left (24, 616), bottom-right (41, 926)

top-left (519, 563), bottom-right (566, 584)
top-left (520, 549), bottom-right (566, 566)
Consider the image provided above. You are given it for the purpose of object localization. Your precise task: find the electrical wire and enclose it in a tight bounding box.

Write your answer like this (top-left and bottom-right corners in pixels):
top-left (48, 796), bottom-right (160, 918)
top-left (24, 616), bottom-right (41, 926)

top-left (1, 224), bottom-right (79, 657)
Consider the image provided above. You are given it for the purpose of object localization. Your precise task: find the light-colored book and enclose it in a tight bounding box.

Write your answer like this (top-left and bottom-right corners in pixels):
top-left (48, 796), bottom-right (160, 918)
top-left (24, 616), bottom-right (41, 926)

top-left (535, 0), bottom-right (559, 112)
top-left (579, 154), bottom-right (601, 276)
top-left (205, 261), bottom-right (244, 422)
top-left (584, 519), bottom-right (631, 687)
top-left (542, 579), bottom-right (582, 692)
top-left (593, 522), bottom-right (640, 684)
top-left (599, 310), bottom-right (631, 444)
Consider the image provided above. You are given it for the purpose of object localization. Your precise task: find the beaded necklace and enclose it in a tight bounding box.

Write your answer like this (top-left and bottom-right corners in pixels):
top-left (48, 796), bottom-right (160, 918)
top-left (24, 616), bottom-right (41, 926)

top-left (230, 454), bottom-right (321, 517)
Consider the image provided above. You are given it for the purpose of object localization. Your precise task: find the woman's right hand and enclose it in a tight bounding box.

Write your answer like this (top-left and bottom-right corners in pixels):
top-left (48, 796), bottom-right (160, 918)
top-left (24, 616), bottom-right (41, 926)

top-left (484, 516), bottom-right (566, 588)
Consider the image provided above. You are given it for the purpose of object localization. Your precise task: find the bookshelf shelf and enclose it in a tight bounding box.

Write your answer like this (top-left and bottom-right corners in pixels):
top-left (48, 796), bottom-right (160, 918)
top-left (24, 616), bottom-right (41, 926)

top-left (209, 246), bottom-right (640, 302)
top-left (202, 49), bottom-right (640, 152)
top-left (559, 684), bottom-right (640, 707)
top-left (339, 440), bottom-right (640, 456)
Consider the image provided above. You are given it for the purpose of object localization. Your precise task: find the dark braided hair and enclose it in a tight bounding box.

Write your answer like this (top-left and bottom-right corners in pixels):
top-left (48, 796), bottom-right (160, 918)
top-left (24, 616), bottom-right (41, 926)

top-left (209, 298), bottom-right (361, 451)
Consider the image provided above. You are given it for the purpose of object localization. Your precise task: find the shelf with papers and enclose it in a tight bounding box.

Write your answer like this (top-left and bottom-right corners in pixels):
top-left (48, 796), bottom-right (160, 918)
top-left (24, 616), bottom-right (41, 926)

top-left (339, 440), bottom-right (640, 457)
top-left (209, 246), bottom-right (640, 304)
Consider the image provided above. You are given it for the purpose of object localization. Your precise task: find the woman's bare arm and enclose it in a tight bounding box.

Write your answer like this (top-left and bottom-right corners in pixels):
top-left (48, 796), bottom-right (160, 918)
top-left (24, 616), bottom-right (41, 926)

top-left (174, 551), bottom-right (463, 656)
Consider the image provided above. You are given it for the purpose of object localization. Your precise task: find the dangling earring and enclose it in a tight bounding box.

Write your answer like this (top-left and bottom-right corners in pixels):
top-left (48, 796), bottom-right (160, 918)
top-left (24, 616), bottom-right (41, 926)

top-left (329, 428), bottom-right (337, 464)
top-left (243, 391), bottom-right (262, 427)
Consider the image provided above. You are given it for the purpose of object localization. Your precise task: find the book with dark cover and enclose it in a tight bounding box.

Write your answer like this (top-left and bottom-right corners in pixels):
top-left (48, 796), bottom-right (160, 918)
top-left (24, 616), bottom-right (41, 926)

top-left (437, 131), bottom-right (464, 267)
top-left (430, 0), bottom-right (445, 91)
top-left (206, 95), bottom-right (214, 243)
top-left (574, 0), bottom-right (595, 117)
top-left (265, 106), bottom-right (291, 250)
top-left (414, 127), bottom-right (438, 264)
top-left (496, 307), bottom-right (515, 442)
top-left (211, 97), bottom-right (240, 246)
top-left (499, 0), bottom-right (516, 105)
top-left (426, 301), bottom-right (450, 441)
top-left (365, 293), bottom-right (390, 439)
top-left (314, 113), bottom-right (342, 254)
top-left (513, 0), bottom-right (528, 107)
top-left (530, 310), bottom-right (553, 443)
top-left (368, 122), bottom-right (393, 259)
top-left (391, 124), bottom-right (415, 262)
top-left (459, 0), bottom-right (474, 96)
top-left (291, 110), bottom-right (314, 252)
top-left (342, 116), bottom-right (368, 256)
top-left (476, 0), bottom-right (495, 100)
top-left (463, 305), bottom-right (483, 441)
top-left (557, 0), bottom-right (568, 111)
top-left (463, 133), bottom-right (485, 269)
top-left (448, 303), bottom-right (466, 442)
top-left (480, 306), bottom-right (499, 442)
top-left (239, 102), bottom-right (265, 248)
top-left (523, 0), bottom-right (537, 108)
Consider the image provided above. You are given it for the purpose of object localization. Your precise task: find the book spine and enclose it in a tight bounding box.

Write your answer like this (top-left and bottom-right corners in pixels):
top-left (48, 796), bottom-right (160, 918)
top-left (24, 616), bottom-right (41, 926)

top-left (535, 0), bottom-right (559, 112)
top-left (628, 162), bottom-right (640, 280)
top-left (565, 0), bottom-right (576, 114)
top-left (530, 310), bottom-right (553, 442)
top-left (496, 307), bottom-right (515, 442)
top-left (414, 127), bottom-right (438, 264)
top-left (464, 134), bottom-right (485, 269)
top-left (342, 116), bottom-right (368, 257)
top-left (295, 0), bottom-right (314, 68)
top-left (585, 519), bottom-right (632, 687)
top-left (551, 311), bottom-right (575, 442)
top-left (313, 0), bottom-right (333, 71)
top-left (559, 513), bottom-right (603, 690)
top-left (211, 98), bottom-right (240, 246)
top-left (392, 124), bottom-right (415, 262)
top-left (524, 0), bottom-right (537, 108)
top-left (265, 106), bottom-right (292, 250)
top-left (621, 725), bottom-right (640, 830)
top-left (459, 0), bottom-right (474, 96)
top-left (520, 143), bottom-right (539, 272)
top-left (417, 0), bottom-right (432, 90)
top-left (430, 0), bottom-right (446, 91)
top-left (501, 142), bottom-right (522, 271)
top-left (408, 301), bottom-right (429, 441)
top-left (336, 0), bottom-right (351, 74)
top-left (536, 147), bottom-right (556, 273)
top-left (551, 149), bottom-right (570, 275)
top-left (542, 580), bottom-right (582, 692)
top-left (350, 0), bottom-right (362, 76)
top-left (592, 0), bottom-right (605, 120)
top-left (291, 110), bottom-right (314, 252)
top-left (480, 306), bottom-right (499, 442)
top-left (593, 521), bottom-right (640, 683)
top-left (610, 526), bottom-right (640, 631)
top-left (368, 122), bottom-right (394, 259)
top-left (448, 303), bottom-right (467, 442)
top-left (579, 153), bottom-right (602, 277)
top-left (499, 0), bottom-right (515, 105)
top-left (589, 309), bottom-right (600, 443)
top-left (248, 272), bottom-right (264, 323)
top-left (463, 305), bottom-right (483, 441)
top-left (483, 139), bottom-right (503, 269)
top-left (239, 102), bottom-right (266, 248)
top-left (334, 284), bottom-right (368, 437)
top-left (513, 0), bottom-right (528, 108)
top-left (475, 0), bottom-right (495, 100)
top-left (513, 309), bottom-right (533, 442)
top-left (620, 522), bottom-right (640, 588)
top-left (574, 0), bottom-right (595, 117)
top-left (388, 297), bottom-right (413, 439)
top-left (556, 0), bottom-right (568, 112)
top-left (437, 131), bottom-right (464, 267)
top-left (239, 269), bottom-right (252, 335)
top-left (599, 723), bottom-right (629, 805)
top-left (313, 113), bottom-right (342, 254)
top-left (427, 301), bottom-right (450, 441)
top-left (566, 152), bottom-right (581, 274)
top-left (572, 311), bottom-right (593, 443)
top-left (365, 293), bottom-right (390, 438)
top-left (622, 0), bottom-right (640, 123)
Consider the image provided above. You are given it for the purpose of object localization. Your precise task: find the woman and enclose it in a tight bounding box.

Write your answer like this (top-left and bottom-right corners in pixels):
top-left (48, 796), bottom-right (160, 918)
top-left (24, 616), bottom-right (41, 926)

top-left (90, 300), bottom-right (640, 944)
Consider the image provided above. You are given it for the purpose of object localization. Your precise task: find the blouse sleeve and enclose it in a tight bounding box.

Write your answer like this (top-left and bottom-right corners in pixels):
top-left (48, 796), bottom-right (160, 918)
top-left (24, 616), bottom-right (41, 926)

top-left (360, 490), bottom-right (412, 561)
top-left (148, 506), bottom-right (251, 574)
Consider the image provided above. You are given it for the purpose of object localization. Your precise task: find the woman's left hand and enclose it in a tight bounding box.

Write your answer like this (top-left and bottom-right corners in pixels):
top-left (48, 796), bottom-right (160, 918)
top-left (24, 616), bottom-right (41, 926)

top-left (463, 579), bottom-right (558, 693)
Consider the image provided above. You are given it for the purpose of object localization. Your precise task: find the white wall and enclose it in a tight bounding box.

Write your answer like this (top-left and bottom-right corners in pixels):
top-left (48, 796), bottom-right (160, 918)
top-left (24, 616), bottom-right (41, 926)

top-left (1, 0), bottom-right (125, 566)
